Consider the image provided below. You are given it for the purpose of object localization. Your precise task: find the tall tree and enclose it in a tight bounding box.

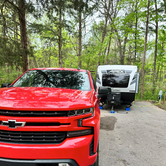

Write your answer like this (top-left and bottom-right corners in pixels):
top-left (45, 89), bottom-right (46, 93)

top-left (5, 0), bottom-right (29, 72)
top-left (141, 0), bottom-right (150, 99)
top-left (152, 0), bottom-right (160, 94)
top-left (18, 0), bottom-right (29, 72)
top-left (34, 0), bottom-right (73, 68)
top-left (134, 0), bottom-right (138, 64)
top-left (97, 0), bottom-right (112, 65)
top-left (71, 0), bottom-right (99, 68)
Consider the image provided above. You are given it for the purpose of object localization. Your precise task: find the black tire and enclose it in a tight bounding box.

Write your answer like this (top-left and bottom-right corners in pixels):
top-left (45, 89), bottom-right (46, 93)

top-left (93, 144), bottom-right (99, 166)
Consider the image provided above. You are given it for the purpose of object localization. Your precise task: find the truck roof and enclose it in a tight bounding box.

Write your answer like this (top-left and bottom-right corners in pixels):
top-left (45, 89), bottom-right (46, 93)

top-left (29, 68), bottom-right (87, 72)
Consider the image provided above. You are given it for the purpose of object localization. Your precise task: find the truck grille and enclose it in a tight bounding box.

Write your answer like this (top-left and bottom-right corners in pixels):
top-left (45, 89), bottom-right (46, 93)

top-left (0, 110), bottom-right (68, 117)
top-left (0, 130), bottom-right (66, 144)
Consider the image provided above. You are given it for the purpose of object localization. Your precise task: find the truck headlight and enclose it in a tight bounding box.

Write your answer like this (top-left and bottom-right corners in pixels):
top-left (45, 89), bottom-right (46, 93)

top-left (68, 108), bottom-right (94, 116)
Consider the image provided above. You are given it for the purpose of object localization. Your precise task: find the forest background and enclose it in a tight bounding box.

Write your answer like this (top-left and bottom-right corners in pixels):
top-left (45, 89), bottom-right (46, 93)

top-left (0, 0), bottom-right (166, 101)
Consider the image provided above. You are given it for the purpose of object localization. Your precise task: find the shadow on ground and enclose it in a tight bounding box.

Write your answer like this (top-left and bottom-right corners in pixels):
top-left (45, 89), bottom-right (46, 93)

top-left (102, 104), bottom-right (127, 111)
top-left (100, 116), bottom-right (117, 131)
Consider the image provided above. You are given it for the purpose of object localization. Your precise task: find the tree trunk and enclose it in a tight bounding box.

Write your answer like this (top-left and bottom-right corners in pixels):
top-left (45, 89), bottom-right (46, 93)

top-left (59, 6), bottom-right (62, 68)
top-left (134, 0), bottom-right (138, 65)
top-left (152, 0), bottom-right (158, 94)
top-left (156, 63), bottom-right (160, 82)
top-left (141, 0), bottom-right (150, 99)
top-left (103, 47), bottom-right (107, 64)
top-left (49, 51), bottom-right (51, 68)
top-left (98, 14), bottom-right (108, 65)
top-left (14, 12), bottom-right (20, 66)
top-left (18, 0), bottom-right (29, 72)
top-left (118, 38), bottom-right (123, 65)
top-left (78, 0), bottom-right (82, 68)
top-left (113, 28), bottom-right (123, 64)
top-left (127, 45), bottom-right (132, 65)
top-left (1, 3), bottom-right (7, 56)
top-left (114, 38), bottom-right (118, 64)
top-left (106, 35), bottom-right (112, 64)
top-left (98, 0), bottom-right (111, 66)
top-left (122, 35), bottom-right (128, 60)
top-left (159, 65), bottom-right (162, 82)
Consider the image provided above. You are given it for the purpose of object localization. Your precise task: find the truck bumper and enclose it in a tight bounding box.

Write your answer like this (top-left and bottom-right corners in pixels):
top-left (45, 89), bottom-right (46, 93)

top-left (0, 135), bottom-right (97, 166)
top-left (0, 158), bottom-right (78, 166)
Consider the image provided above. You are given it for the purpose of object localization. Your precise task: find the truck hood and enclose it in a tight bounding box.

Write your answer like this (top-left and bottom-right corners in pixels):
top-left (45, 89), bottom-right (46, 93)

top-left (0, 87), bottom-right (93, 110)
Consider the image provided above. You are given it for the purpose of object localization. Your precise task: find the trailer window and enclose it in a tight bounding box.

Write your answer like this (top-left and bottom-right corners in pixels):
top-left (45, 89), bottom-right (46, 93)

top-left (102, 74), bottom-right (130, 88)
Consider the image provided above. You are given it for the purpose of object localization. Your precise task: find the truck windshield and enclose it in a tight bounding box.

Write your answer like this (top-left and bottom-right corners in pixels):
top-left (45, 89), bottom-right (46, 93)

top-left (13, 70), bottom-right (91, 91)
top-left (102, 73), bottom-right (129, 88)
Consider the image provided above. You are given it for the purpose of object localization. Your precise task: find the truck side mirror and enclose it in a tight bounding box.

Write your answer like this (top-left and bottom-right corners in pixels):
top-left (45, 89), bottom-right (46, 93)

top-left (1, 83), bottom-right (11, 88)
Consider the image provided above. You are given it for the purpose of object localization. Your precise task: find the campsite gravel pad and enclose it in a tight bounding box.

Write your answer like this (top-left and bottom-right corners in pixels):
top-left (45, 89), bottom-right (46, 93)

top-left (99, 101), bottom-right (166, 166)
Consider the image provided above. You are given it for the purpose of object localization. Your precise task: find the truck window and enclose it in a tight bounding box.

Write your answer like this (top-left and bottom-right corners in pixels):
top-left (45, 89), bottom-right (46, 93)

top-left (13, 70), bottom-right (91, 91)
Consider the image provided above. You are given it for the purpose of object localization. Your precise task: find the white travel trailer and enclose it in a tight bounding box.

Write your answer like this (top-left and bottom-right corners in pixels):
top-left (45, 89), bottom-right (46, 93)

top-left (96, 65), bottom-right (139, 106)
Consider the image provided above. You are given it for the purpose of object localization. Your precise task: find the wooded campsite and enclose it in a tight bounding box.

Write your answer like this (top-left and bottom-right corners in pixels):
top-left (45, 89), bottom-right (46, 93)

top-left (0, 0), bottom-right (166, 101)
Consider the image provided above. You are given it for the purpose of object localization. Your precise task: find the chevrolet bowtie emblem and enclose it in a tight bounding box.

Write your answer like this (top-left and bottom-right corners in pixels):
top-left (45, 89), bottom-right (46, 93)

top-left (1, 120), bottom-right (26, 128)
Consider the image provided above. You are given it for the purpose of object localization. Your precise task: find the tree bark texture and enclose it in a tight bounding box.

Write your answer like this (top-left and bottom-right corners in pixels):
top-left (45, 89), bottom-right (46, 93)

top-left (152, 0), bottom-right (158, 94)
top-left (78, 0), bottom-right (82, 68)
top-left (106, 35), bottom-right (112, 64)
top-left (98, 0), bottom-right (111, 66)
top-left (127, 45), bottom-right (132, 65)
top-left (122, 35), bottom-right (128, 58)
top-left (18, 0), bottom-right (29, 72)
top-left (134, 0), bottom-right (138, 65)
top-left (59, 6), bottom-right (62, 68)
top-left (98, 13), bottom-right (108, 65)
top-left (141, 0), bottom-right (150, 99)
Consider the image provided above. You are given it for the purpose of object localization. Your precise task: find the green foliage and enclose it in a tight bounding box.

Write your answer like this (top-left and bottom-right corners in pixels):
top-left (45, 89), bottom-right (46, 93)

top-left (136, 81), bottom-right (165, 101)
top-left (0, 0), bottom-right (166, 102)
top-left (0, 66), bottom-right (22, 85)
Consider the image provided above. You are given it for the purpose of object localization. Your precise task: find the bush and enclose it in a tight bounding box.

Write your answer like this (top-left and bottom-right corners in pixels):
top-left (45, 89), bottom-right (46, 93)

top-left (136, 81), bottom-right (165, 101)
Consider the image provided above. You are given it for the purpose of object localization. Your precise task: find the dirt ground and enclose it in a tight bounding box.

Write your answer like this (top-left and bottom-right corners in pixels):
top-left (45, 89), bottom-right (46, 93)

top-left (99, 101), bottom-right (166, 166)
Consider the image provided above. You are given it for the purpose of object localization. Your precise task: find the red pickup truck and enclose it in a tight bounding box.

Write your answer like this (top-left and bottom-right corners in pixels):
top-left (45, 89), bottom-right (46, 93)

top-left (0, 68), bottom-right (100, 166)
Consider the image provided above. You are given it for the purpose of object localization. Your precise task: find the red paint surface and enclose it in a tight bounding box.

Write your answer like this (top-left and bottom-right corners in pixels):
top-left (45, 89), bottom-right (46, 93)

top-left (0, 135), bottom-right (97, 166)
top-left (0, 68), bottom-right (100, 166)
